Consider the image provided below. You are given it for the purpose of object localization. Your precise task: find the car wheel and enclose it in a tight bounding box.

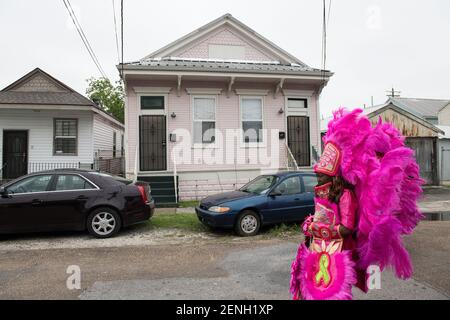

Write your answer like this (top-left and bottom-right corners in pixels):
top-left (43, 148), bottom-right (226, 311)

top-left (87, 207), bottom-right (121, 238)
top-left (235, 210), bottom-right (260, 237)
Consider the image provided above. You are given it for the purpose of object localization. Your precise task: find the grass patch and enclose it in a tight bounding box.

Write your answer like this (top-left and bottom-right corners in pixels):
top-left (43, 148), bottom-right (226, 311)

top-left (149, 213), bottom-right (207, 232)
top-left (178, 200), bottom-right (200, 208)
top-left (264, 223), bottom-right (301, 237)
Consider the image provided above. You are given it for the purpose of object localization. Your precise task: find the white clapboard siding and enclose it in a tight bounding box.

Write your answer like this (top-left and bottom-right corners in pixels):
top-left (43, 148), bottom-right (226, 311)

top-left (0, 109), bottom-right (93, 165)
top-left (93, 114), bottom-right (124, 158)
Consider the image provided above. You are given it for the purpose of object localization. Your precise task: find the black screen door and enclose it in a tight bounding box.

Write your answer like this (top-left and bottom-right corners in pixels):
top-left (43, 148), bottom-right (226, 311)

top-left (287, 116), bottom-right (310, 167)
top-left (2, 130), bottom-right (28, 179)
top-left (139, 116), bottom-right (167, 171)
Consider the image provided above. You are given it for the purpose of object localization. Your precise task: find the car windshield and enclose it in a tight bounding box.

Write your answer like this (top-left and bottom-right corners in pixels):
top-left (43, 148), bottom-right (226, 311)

top-left (240, 175), bottom-right (278, 195)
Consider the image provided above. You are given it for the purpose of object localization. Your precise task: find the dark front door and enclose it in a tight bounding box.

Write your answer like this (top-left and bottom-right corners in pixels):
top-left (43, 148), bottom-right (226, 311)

top-left (287, 116), bottom-right (310, 167)
top-left (139, 115), bottom-right (167, 171)
top-left (2, 130), bottom-right (28, 179)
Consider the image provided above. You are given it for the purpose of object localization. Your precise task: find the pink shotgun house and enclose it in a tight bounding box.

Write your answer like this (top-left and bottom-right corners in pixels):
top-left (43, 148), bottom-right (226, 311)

top-left (119, 14), bottom-right (332, 204)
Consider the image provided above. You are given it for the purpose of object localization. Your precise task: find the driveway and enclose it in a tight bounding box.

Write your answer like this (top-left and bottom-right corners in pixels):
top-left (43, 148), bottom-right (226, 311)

top-left (0, 221), bottom-right (448, 300)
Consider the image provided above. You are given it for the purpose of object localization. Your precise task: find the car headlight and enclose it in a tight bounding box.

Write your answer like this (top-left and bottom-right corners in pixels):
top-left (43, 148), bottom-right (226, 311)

top-left (208, 206), bottom-right (230, 213)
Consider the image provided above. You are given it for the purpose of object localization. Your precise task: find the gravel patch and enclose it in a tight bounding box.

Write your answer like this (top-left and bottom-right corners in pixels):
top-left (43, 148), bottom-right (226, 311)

top-left (0, 225), bottom-right (216, 251)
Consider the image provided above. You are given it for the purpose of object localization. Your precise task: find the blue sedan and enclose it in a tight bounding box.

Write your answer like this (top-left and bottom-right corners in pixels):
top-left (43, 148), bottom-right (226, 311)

top-left (195, 172), bottom-right (317, 236)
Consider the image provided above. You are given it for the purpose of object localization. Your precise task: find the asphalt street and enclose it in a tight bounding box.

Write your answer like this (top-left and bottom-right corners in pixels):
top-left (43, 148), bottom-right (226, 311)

top-left (0, 221), bottom-right (448, 300)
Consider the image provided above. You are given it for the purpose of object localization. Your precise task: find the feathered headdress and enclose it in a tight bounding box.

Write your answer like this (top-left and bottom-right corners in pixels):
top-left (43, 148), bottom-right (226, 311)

top-left (322, 108), bottom-right (424, 279)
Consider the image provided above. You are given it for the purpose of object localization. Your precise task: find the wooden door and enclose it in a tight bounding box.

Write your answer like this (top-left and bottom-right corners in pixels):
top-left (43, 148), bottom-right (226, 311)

top-left (405, 137), bottom-right (438, 185)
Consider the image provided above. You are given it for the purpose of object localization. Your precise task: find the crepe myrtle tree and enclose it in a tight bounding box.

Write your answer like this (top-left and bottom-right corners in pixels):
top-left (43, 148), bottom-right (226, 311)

top-left (86, 77), bottom-right (124, 123)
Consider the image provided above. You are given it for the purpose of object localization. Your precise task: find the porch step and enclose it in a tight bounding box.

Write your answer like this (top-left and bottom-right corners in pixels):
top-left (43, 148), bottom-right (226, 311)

top-left (137, 175), bottom-right (178, 205)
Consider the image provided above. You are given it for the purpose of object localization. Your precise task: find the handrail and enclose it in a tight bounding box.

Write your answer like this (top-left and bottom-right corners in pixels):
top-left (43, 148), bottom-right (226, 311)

top-left (133, 145), bottom-right (138, 182)
top-left (173, 153), bottom-right (178, 204)
top-left (285, 142), bottom-right (299, 171)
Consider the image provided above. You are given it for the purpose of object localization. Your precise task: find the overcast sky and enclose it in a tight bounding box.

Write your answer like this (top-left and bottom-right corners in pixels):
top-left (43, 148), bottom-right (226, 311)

top-left (1, 0), bottom-right (449, 116)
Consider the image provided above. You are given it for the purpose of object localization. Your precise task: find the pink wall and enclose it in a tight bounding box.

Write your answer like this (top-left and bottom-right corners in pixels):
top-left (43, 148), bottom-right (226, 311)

top-left (125, 79), bottom-right (319, 175)
top-left (173, 27), bottom-right (276, 61)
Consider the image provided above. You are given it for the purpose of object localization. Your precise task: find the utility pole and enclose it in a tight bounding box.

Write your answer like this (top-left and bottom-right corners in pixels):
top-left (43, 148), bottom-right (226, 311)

top-left (386, 87), bottom-right (401, 97)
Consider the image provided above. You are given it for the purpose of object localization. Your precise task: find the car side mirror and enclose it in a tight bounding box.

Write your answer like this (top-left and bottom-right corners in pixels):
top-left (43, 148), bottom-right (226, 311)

top-left (0, 186), bottom-right (9, 198)
top-left (269, 190), bottom-right (282, 197)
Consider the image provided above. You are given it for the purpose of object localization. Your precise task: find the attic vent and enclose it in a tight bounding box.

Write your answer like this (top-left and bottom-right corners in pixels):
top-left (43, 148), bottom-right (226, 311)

top-left (208, 44), bottom-right (245, 60)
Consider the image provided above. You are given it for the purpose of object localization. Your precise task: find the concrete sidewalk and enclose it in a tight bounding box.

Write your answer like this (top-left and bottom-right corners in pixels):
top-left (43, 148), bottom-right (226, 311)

top-left (420, 186), bottom-right (450, 218)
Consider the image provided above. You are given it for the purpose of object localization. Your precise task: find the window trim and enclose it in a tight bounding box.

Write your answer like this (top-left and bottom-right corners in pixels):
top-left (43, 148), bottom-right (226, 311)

top-left (191, 94), bottom-right (217, 147)
top-left (287, 97), bottom-right (308, 109)
top-left (140, 95), bottom-right (166, 111)
top-left (138, 94), bottom-right (167, 116)
top-left (301, 174), bottom-right (317, 193)
top-left (239, 95), bottom-right (265, 147)
top-left (53, 173), bottom-right (98, 192)
top-left (5, 173), bottom-right (100, 195)
top-left (53, 118), bottom-right (78, 156)
top-left (5, 174), bottom-right (54, 195)
top-left (272, 175), bottom-right (302, 196)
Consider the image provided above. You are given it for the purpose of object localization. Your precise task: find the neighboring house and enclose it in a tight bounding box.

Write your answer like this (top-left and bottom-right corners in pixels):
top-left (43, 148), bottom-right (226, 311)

top-left (0, 68), bottom-right (124, 181)
top-left (119, 14), bottom-right (332, 204)
top-left (437, 125), bottom-right (450, 184)
top-left (321, 97), bottom-right (445, 185)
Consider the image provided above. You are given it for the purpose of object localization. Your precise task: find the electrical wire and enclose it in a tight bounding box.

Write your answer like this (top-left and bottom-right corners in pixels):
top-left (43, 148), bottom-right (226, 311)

top-left (62, 0), bottom-right (108, 79)
top-left (112, 0), bottom-right (121, 64)
top-left (120, 0), bottom-right (124, 81)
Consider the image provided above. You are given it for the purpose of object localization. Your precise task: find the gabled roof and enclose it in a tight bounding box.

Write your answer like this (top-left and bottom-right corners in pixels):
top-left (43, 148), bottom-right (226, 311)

top-left (0, 68), bottom-right (124, 127)
top-left (388, 97), bottom-right (450, 118)
top-left (0, 68), bottom-right (96, 107)
top-left (321, 102), bottom-right (444, 135)
top-left (122, 14), bottom-right (331, 77)
top-left (143, 14), bottom-right (308, 65)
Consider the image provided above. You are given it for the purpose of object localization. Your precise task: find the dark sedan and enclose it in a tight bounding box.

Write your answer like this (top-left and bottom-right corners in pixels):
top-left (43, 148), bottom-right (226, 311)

top-left (0, 169), bottom-right (155, 238)
top-left (196, 172), bottom-right (317, 236)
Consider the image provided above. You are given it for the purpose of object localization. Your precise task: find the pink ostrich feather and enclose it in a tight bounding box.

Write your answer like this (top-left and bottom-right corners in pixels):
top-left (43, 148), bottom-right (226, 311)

top-left (298, 245), bottom-right (357, 300)
top-left (321, 108), bottom-right (423, 280)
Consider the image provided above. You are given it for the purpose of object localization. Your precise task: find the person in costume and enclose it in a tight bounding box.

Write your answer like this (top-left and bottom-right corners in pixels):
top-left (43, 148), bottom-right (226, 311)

top-left (290, 108), bottom-right (423, 300)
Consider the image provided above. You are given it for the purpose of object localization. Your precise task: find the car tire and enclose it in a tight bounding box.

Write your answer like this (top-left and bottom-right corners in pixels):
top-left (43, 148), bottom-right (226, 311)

top-left (235, 210), bottom-right (261, 237)
top-left (87, 207), bottom-right (121, 238)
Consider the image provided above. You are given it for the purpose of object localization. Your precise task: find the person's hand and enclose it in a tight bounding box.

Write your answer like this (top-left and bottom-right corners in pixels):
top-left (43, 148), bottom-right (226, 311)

top-left (302, 215), bottom-right (314, 236)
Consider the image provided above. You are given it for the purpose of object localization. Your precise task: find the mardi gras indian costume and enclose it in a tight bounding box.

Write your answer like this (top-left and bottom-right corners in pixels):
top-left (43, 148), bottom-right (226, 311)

top-left (290, 108), bottom-right (423, 300)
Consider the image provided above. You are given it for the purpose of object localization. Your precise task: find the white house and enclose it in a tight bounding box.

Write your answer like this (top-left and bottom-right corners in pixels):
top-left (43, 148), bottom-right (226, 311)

top-left (0, 68), bottom-right (124, 181)
top-left (119, 14), bottom-right (332, 204)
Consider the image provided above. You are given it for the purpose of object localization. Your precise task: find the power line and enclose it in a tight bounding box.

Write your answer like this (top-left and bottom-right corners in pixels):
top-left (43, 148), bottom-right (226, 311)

top-left (112, 0), bottom-right (121, 64)
top-left (321, 0), bottom-right (331, 83)
top-left (63, 0), bottom-right (108, 79)
top-left (120, 0), bottom-right (124, 81)
top-left (321, 0), bottom-right (327, 81)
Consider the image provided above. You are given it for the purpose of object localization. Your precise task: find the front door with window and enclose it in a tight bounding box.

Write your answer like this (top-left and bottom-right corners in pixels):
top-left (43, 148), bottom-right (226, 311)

top-left (287, 116), bottom-right (310, 167)
top-left (2, 130), bottom-right (28, 179)
top-left (139, 115), bottom-right (167, 171)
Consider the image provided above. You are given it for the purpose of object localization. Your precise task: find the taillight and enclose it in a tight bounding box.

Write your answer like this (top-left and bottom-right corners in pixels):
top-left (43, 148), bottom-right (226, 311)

top-left (137, 185), bottom-right (148, 203)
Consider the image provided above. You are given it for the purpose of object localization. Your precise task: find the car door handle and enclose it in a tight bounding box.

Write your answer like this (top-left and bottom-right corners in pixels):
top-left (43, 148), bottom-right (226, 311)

top-left (76, 195), bottom-right (89, 201)
top-left (31, 199), bottom-right (44, 206)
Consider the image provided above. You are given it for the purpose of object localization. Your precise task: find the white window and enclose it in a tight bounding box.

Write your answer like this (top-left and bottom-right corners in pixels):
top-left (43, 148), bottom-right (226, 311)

top-left (193, 97), bottom-right (216, 144)
top-left (287, 98), bottom-right (308, 108)
top-left (54, 119), bottom-right (77, 155)
top-left (241, 97), bottom-right (263, 143)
